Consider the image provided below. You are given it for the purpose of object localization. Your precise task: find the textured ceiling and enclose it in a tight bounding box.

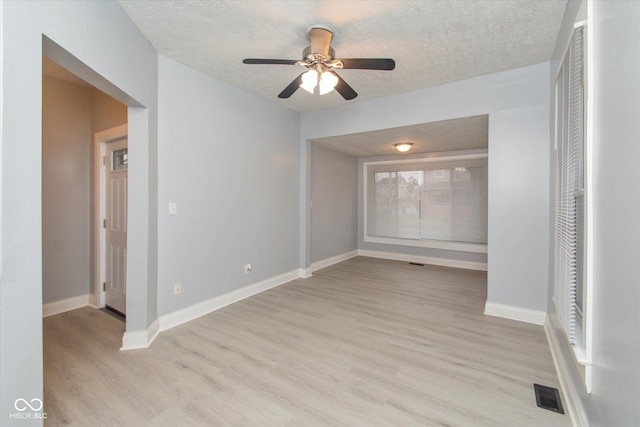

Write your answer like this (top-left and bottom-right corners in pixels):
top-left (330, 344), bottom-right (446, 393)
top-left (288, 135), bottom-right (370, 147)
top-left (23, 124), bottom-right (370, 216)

top-left (41, 1), bottom-right (567, 157)
top-left (118, 0), bottom-right (568, 113)
top-left (311, 115), bottom-right (488, 157)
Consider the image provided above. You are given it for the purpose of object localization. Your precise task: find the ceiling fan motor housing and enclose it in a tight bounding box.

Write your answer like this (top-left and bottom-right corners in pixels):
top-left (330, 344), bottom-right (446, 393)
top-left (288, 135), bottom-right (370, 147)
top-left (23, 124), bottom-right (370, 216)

top-left (242, 25), bottom-right (393, 100)
top-left (303, 46), bottom-right (335, 62)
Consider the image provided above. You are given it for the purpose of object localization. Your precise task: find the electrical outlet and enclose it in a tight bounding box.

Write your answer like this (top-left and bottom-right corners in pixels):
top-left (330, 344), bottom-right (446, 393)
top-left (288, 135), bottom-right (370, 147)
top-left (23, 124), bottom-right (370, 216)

top-left (244, 263), bottom-right (252, 274)
top-left (173, 283), bottom-right (182, 295)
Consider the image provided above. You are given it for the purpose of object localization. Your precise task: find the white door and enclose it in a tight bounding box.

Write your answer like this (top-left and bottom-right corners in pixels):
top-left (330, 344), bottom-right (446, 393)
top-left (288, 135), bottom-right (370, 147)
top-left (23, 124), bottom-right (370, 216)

top-left (105, 139), bottom-right (128, 315)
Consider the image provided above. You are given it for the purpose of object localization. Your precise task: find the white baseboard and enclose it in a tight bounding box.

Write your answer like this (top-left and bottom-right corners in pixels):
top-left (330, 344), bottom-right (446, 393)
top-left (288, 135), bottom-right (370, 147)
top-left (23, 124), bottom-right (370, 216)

top-left (544, 314), bottom-right (589, 427)
top-left (299, 268), bottom-right (313, 279)
top-left (158, 268), bottom-right (302, 332)
top-left (358, 249), bottom-right (487, 271)
top-left (121, 318), bottom-right (160, 351)
top-left (42, 294), bottom-right (90, 317)
top-left (484, 301), bottom-right (546, 325)
top-left (88, 293), bottom-right (98, 309)
top-left (311, 250), bottom-right (358, 273)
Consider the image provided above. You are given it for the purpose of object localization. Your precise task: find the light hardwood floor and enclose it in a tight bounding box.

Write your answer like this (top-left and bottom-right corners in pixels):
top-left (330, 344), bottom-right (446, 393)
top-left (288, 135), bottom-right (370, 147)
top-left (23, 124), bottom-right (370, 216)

top-left (43, 257), bottom-right (569, 426)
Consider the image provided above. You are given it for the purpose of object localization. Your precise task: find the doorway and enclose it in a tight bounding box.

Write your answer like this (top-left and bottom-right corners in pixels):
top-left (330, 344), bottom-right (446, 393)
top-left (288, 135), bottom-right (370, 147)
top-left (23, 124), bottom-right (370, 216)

top-left (94, 125), bottom-right (129, 316)
top-left (102, 134), bottom-right (128, 315)
top-left (41, 57), bottom-right (128, 322)
top-left (42, 35), bottom-right (154, 352)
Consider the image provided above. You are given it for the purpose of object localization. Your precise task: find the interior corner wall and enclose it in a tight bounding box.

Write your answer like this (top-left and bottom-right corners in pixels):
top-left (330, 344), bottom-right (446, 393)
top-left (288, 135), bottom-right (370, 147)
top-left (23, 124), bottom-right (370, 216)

top-left (1, 1), bottom-right (157, 424)
top-left (310, 144), bottom-right (358, 265)
top-left (156, 55), bottom-right (300, 317)
top-left (301, 63), bottom-right (551, 313)
top-left (487, 105), bottom-right (549, 311)
top-left (41, 76), bottom-right (93, 305)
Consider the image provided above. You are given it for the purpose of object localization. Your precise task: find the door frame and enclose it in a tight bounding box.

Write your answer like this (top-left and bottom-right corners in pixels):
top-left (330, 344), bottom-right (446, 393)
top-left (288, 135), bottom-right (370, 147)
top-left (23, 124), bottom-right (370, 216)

top-left (93, 124), bottom-right (128, 309)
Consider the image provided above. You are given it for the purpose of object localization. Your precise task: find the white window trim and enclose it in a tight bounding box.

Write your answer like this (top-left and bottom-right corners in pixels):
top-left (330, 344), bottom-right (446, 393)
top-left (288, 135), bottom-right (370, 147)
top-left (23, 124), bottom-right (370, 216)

top-left (583, 5), bottom-right (594, 391)
top-left (364, 235), bottom-right (488, 253)
top-left (552, 16), bottom-right (593, 393)
top-left (363, 153), bottom-right (488, 253)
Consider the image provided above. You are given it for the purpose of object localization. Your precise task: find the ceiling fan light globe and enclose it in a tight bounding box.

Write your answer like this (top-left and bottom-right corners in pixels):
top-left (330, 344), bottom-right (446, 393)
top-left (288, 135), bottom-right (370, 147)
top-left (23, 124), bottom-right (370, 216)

top-left (319, 71), bottom-right (338, 95)
top-left (300, 69), bottom-right (318, 93)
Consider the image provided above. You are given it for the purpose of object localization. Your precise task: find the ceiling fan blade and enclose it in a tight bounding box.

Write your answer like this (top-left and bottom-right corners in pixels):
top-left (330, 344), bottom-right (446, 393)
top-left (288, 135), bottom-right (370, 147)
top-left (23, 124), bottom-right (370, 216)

top-left (308, 27), bottom-right (333, 56)
top-left (278, 73), bottom-right (305, 98)
top-left (243, 58), bottom-right (299, 65)
top-left (330, 71), bottom-right (358, 100)
top-left (338, 58), bottom-right (396, 70)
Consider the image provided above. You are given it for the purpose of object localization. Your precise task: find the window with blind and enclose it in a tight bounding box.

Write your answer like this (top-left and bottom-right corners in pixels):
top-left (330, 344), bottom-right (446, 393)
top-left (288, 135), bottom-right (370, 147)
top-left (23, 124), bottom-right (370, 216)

top-left (364, 155), bottom-right (488, 252)
top-left (554, 24), bottom-right (587, 357)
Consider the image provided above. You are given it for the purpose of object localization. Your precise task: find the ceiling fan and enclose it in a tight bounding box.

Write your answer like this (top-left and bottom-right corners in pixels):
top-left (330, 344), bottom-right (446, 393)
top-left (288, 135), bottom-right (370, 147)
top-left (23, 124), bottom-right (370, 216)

top-left (242, 26), bottom-right (395, 100)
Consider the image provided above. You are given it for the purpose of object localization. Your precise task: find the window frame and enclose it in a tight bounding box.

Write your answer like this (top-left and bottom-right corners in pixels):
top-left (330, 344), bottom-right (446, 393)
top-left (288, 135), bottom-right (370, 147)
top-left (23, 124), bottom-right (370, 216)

top-left (553, 19), bottom-right (592, 391)
top-left (363, 153), bottom-right (488, 253)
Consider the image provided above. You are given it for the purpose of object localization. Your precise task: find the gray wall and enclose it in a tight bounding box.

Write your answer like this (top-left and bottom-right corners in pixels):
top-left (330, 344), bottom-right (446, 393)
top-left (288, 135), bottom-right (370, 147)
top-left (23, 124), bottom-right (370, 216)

top-left (487, 105), bottom-right (549, 310)
top-left (42, 76), bottom-right (128, 305)
top-left (590, 2), bottom-right (640, 423)
top-left (156, 56), bottom-right (300, 316)
top-left (1, 1), bottom-right (157, 424)
top-left (310, 144), bottom-right (358, 264)
top-left (548, 1), bottom-right (640, 425)
top-left (590, 1), bottom-right (640, 426)
top-left (42, 76), bottom-right (92, 304)
top-left (301, 62), bottom-right (551, 313)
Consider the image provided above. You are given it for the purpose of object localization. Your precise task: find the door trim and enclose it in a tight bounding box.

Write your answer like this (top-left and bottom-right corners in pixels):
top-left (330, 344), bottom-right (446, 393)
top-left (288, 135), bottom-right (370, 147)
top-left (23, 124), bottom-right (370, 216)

top-left (93, 124), bottom-right (128, 309)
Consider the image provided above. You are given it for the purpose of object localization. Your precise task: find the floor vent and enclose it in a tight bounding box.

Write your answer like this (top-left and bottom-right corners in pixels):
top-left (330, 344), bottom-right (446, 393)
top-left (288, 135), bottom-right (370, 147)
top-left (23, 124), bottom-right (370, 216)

top-left (409, 262), bottom-right (425, 266)
top-left (533, 384), bottom-right (564, 414)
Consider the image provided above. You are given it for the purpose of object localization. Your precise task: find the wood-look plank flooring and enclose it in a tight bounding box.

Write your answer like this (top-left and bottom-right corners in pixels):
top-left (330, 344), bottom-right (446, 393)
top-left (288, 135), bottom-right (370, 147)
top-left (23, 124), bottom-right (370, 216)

top-left (43, 257), bottom-right (569, 426)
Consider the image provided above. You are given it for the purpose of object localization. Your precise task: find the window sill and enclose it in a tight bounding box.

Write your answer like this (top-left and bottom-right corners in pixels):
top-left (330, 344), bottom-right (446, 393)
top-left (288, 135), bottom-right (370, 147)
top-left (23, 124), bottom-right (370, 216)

top-left (364, 235), bottom-right (487, 253)
top-left (572, 343), bottom-right (591, 366)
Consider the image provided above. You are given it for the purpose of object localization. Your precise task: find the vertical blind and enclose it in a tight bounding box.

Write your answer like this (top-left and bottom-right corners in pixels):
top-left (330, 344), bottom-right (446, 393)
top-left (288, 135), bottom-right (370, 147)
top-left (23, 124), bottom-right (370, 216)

top-left (554, 25), bottom-right (585, 347)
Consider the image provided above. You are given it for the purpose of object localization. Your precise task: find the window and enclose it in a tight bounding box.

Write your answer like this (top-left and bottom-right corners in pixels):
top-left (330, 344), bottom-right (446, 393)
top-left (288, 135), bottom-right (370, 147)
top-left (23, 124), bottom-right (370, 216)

top-left (364, 154), bottom-right (487, 252)
top-left (553, 24), bottom-right (588, 361)
top-left (113, 148), bottom-right (128, 170)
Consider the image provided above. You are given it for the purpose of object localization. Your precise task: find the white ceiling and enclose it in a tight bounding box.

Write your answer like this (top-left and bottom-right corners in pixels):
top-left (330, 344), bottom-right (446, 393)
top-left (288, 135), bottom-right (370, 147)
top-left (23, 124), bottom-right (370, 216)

top-left (311, 114), bottom-right (488, 157)
top-left (118, 0), bottom-right (567, 113)
top-left (46, 1), bottom-right (566, 157)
